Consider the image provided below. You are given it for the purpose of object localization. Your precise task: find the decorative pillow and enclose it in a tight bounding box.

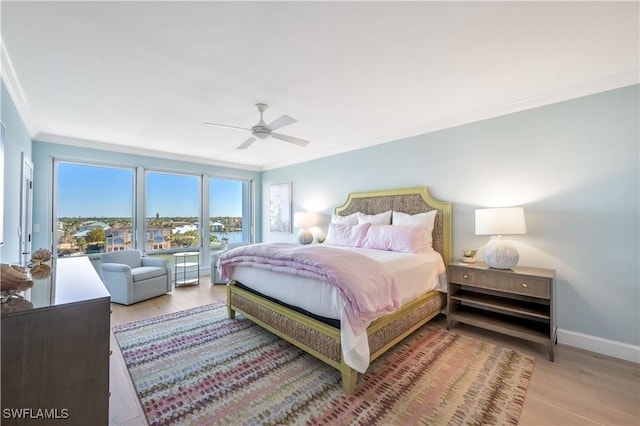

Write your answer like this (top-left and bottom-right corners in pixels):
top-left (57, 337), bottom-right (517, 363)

top-left (392, 210), bottom-right (437, 248)
top-left (361, 224), bottom-right (431, 253)
top-left (325, 223), bottom-right (371, 247)
top-left (331, 213), bottom-right (358, 225)
top-left (357, 210), bottom-right (392, 225)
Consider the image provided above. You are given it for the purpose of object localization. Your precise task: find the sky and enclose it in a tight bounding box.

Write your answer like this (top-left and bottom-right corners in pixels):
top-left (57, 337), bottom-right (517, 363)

top-left (57, 163), bottom-right (243, 218)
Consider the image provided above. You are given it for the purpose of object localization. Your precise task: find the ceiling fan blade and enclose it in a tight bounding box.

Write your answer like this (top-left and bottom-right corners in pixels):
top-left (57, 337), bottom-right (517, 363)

top-left (267, 114), bottom-right (297, 131)
top-left (203, 122), bottom-right (251, 131)
top-left (271, 133), bottom-right (310, 147)
top-left (236, 137), bottom-right (256, 150)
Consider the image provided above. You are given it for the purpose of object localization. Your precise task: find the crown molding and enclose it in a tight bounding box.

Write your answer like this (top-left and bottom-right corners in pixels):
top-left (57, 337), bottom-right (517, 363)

top-left (263, 70), bottom-right (640, 170)
top-left (1, 41), bottom-right (38, 137)
top-left (33, 132), bottom-right (262, 172)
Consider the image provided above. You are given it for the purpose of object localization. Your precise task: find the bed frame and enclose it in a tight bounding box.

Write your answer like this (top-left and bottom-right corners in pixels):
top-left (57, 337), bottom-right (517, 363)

top-left (227, 187), bottom-right (452, 393)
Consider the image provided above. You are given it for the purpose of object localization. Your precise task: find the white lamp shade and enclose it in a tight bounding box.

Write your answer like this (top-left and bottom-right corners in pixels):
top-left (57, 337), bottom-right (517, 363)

top-left (293, 212), bottom-right (316, 229)
top-left (475, 207), bottom-right (527, 235)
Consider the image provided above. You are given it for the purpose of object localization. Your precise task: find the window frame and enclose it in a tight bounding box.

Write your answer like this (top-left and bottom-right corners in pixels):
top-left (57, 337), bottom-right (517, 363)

top-left (53, 159), bottom-right (136, 259)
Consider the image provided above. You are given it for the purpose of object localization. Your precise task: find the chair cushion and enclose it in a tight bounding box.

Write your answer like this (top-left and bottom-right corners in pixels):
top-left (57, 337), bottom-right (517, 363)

top-left (101, 249), bottom-right (143, 269)
top-left (131, 266), bottom-right (167, 282)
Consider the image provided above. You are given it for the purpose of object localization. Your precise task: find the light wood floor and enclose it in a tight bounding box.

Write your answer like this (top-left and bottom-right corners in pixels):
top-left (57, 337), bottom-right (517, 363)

top-left (109, 278), bottom-right (640, 425)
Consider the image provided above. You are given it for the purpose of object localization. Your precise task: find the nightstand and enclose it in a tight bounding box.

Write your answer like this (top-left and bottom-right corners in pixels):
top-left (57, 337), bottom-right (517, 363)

top-left (447, 261), bottom-right (557, 361)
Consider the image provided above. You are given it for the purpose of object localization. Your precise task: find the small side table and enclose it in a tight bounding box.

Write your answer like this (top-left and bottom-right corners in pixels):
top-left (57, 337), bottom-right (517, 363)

top-left (174, 252), bottom-right (200, 286)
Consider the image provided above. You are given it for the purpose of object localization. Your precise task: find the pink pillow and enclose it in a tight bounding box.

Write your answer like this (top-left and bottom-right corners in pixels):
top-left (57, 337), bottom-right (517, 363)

top-left (325, 223), bottom-right (371, 247)
top-left (392, 210), bottom-right (437, 248)
top-left (361, 224), bottom-right (430, 253)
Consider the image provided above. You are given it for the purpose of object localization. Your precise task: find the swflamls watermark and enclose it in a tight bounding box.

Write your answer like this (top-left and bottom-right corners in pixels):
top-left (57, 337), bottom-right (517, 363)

top-left (2, 408), bottom-right (69, 419)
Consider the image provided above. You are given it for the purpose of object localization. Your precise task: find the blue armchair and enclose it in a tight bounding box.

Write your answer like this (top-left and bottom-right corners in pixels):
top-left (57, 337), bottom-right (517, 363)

top-left (100, 249), bottom-right (171, 305)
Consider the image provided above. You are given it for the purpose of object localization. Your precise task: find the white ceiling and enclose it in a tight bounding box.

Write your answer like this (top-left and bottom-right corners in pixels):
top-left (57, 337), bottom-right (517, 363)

top-left (2, 1), bottom-right (638, 171)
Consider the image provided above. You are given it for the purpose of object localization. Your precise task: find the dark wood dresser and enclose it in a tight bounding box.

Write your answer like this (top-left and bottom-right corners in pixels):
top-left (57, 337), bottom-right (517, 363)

top-left (1, 257), bottom-right (111, 425)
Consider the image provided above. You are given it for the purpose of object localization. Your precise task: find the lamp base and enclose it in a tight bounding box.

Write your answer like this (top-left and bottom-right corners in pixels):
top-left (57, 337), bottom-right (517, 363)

top-left (297, 229), bottom-right (313, 245)
top-left (482, 235), bottom-right (519, 269)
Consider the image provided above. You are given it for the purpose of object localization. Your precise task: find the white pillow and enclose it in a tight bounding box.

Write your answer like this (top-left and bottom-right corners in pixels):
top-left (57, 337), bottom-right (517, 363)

top-left (331, 213), bottom-right (358, 225)
top-left (361, 224), bottom-right (431, 253)
top-left (325, 223), bottom-right (371, 247)
top-left (392, 210), bottom-right (437, 248)
top-left (357, 210), bottom-right (392, 225)
top-left (392, 210), bottom-right (437, 227)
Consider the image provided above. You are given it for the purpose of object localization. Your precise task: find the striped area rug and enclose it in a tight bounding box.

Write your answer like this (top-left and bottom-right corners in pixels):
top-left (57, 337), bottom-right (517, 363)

top-left (114, 303), bottom-right (535, 425)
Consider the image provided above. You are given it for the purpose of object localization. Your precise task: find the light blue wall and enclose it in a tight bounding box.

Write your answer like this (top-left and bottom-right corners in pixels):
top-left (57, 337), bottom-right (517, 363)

top-left (30, 142), bottom-right (262, 253)
top-left (1, 81), bottom-right (32, 263)
top-left (4, 77), bottom-right (639, 352)
top-left (262, 85), bottom-right (640, 348)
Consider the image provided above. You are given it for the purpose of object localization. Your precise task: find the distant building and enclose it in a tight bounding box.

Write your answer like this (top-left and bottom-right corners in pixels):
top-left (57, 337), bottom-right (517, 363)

top-left (105, 227), bottom-right (131, 252)
top-left (104, 226), bottom-right (171, 252)
top-left (172, 224), bottom-right (198, 234)
top-left (147, 227), bottom-right (171, 251)
top-left (72, 221), bottom-right (110, 238)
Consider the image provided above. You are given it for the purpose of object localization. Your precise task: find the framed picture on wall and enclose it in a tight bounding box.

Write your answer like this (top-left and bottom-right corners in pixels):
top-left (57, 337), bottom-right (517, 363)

top-left (269, 182), bottom-right (291, 233)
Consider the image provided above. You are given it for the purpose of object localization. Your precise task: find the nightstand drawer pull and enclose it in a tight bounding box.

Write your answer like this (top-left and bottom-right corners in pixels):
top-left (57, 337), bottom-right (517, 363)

top-left (522, 283), bottom-right (528, 288)
top-left (463, 274), bottom-right (469, 279)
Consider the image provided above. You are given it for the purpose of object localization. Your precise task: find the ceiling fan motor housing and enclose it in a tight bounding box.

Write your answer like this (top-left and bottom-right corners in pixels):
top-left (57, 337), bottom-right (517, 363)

top-left (252, 125), bottom-right (271, 139)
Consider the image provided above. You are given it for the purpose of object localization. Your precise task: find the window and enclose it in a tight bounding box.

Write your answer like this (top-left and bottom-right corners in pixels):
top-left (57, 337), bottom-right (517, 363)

top-left (209, 177), bottom-right (250, 249)
top-left (54, 160), bottom-right (252, 272)
top-left (146, 172), bottom-right (201, 252)
top-left (55, 162), bottom-right (134, 257)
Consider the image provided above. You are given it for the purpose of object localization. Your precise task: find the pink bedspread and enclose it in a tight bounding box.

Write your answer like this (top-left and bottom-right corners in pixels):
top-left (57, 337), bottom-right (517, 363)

top-left (219, 243), bottom-right (400, 334)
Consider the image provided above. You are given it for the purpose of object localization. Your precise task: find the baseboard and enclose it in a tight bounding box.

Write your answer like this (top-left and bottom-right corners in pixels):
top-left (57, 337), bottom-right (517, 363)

top-left (557, 328), bottom-right (640, 364)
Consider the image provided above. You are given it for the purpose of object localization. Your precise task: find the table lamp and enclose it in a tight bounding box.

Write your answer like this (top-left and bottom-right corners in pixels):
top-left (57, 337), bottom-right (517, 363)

top-left (294, 212), bottom-right (316, 244)
top-left (475, 207), bottom-right (527, 269)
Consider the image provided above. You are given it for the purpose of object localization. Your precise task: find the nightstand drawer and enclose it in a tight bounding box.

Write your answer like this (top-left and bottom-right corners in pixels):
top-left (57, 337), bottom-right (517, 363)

top-left (497, 275), bottom-right (550, 299)
top-left (448, 267), bottom-right (497, 287)
top-left (448, 266), bottom-right (550, 299)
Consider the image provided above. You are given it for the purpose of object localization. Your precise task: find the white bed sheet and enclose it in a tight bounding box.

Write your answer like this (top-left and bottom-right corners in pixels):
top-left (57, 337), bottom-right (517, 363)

top-left (231, 246), bottom-right (446, 319)
top-left (230, 245), bottom-right (447, 373)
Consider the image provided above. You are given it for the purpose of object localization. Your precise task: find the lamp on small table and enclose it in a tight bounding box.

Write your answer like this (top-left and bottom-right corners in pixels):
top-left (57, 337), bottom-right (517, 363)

top-left (294, 212), bottom-right (316, 245)
top-left (475, 207), bottom-right (527, 269)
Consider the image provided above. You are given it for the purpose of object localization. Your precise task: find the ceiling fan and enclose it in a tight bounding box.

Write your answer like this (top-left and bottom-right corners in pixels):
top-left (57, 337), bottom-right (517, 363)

top-left (204, 103), bottom-right (310, 150)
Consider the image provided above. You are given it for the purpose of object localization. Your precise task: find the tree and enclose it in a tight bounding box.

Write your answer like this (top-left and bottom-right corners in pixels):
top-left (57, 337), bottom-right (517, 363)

top-left (86, 228), bottom-right (105, 243)
top-left (85, 228), bottom-right (106, 253)
top-left (171, 230), bottom-right (199, 248)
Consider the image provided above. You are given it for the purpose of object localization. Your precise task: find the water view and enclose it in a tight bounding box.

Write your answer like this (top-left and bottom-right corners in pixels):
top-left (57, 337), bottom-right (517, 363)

top-left (57, 217), bottom-right (243, 256)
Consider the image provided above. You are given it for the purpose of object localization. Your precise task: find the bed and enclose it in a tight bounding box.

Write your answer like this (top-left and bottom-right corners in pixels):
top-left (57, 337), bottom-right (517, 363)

top-left (223, 186), bottom-right (451, 393)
